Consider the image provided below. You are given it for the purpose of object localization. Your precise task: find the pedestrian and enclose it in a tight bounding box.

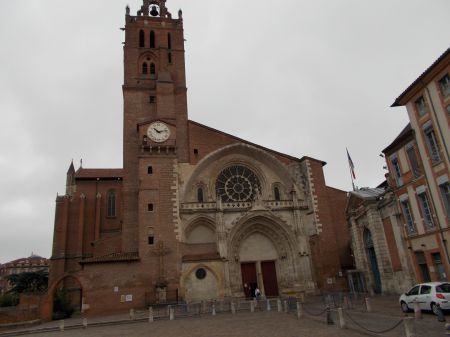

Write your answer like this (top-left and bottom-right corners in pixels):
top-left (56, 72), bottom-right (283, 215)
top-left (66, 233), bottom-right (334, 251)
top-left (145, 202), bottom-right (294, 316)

top-left (255, 287), bottom-right (261, 299)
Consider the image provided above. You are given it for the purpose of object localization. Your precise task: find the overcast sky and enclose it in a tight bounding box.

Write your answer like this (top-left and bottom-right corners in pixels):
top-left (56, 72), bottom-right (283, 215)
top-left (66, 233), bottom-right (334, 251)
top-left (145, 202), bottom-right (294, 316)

top-left (0, 0), bottom-right (449, 263)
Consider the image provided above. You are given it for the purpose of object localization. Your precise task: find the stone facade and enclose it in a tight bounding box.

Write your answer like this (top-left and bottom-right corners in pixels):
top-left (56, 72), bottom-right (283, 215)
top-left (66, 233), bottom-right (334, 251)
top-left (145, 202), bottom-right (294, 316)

top-left (347, 187), bottom-right (414, 295)
top-left (49, 0), bottom-right (352, 316)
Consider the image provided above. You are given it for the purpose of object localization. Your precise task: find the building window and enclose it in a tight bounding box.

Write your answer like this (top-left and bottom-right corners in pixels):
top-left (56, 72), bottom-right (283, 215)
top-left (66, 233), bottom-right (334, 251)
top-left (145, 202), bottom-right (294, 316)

top-left (168, 33), bottom-right (172, 49)
top-left (274, 187), bottom-right (280, 201)
top-left (150, 63), bottom-right (156, 79)
top-left (390, 155), bottom-right (403, 186)
top-left (401, 199), bottom-right (416, 235)
top-left (439, 74), bottom-right (450, 97)
top-left (415, 251), bottom-right (431, 282)
top-left (168, 52), bottom-right (172, 64)
top-left (216, 165), bottom-right (261, 202)
top-left (148, 203), bottom-right (154, 212)
top-left (107, 190), bottom-right (116, 217)
top-left (142, 62), bottom-right (148, 75)
top-left (150, 30), bottom-right (156, 48)
top-left (197, 188), bottom-right (204, 203)
top-left (149, 96), bottom-right (156, 103)
top-left (418, 191), bottom-right (434, 230)
top-left (423, 124), bottom-right (441, 164)
top-left (148, 166), bottom-right (153, 174)
top-left (193, 149), bottom-right (199, 155)
top-left (139, 30), bottom-right (145, 47)
top-left (405, 143), bottom-right (421, 178)
top-left (439, 182), bottom-right (450, 218)
top-left (415, 96), bottom-right (427, 117)
top-left (148, 227), bottom-right (154, 245)
top-left (432, 253), bottom-right (447, 281)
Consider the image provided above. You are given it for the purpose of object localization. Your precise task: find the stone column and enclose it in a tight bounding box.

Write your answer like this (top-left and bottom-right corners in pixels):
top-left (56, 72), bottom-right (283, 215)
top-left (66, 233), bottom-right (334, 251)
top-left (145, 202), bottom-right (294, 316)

top-left (256, 261), bottom-right (265, 296)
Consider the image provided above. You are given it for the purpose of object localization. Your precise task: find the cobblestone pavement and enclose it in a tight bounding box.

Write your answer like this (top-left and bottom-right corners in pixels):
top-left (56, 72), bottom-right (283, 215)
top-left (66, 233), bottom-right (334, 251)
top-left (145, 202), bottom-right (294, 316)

top-left (2, 296), bottom-right (449, 337)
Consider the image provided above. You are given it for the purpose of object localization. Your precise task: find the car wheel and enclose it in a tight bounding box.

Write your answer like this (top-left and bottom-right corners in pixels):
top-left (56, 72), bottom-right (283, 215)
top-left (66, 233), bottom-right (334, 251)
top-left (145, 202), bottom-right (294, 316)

top-left (401, 301), bottom-right (409, 313)
top-left (431, 302), bottom-right (439, 315)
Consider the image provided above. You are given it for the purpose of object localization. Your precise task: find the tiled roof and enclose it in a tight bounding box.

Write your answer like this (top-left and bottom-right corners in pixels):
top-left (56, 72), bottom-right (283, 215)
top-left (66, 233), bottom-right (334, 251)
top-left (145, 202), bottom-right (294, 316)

top-left (182, 252), bottom-right (221, 262)
top-left (382, 123), bottom-right (413, 154)
top-left (392, 47), bottom-right (450, 107)
top-left (80, 252), bottom-right (139, 264)
top-left (350, 187), bottom-right (385, 200)
top-left (75, 168), bottom-right (123, 179)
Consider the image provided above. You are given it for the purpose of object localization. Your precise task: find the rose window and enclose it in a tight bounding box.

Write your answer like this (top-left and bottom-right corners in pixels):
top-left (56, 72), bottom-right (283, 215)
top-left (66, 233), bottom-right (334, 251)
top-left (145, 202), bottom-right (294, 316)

top-left (215, 165), bottom-right (261, 202)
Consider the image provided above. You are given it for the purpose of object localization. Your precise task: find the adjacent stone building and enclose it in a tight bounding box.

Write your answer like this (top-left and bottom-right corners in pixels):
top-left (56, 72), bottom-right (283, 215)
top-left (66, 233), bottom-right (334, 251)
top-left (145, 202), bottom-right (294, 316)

top-left (347, 186), bottom-right (414, 295)
top-left (49, 0), bottom-right (352, 316)
top-left (347, 47), bottom-right (449, 296)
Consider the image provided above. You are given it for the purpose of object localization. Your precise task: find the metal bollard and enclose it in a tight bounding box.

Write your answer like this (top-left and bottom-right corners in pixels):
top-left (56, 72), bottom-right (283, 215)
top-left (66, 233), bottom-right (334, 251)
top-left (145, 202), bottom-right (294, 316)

top-left (231, 302), bottom-right (236, 315)
top-left (277, 298), bottom-right (282, 312)
top-left (365, 297), bottom-right (372, 313)
top-left (149, 307), bottom-right (154, 323)
top-left (296, 302), bottom-right (303, 319)
top-left (413, 301), bottom-right (422, 320)
top-left (337, 308), bottom-right (346, 329)
top-left (169, 306), bottom-right (175, 320)
top-left (326, 305), bottom-right (334, 325)
top-left (284, 300), bottom-right (288, 313)
top-left (129, 308), bottom-right (135, 320)
top-left (82, 317), bottom-right (88, 329)
top-left (266, 299), bottom-right (271, 311)
top-left (59, 319), bottom-right (64, 332)
top-left (212, 303), bottom-right (216, 316)
top-left (250, 300), bottom-right (255, 312)
top-left (404, 317), bottom-right (416, 337)
top-left (436, 303), bottom-right (446, 322)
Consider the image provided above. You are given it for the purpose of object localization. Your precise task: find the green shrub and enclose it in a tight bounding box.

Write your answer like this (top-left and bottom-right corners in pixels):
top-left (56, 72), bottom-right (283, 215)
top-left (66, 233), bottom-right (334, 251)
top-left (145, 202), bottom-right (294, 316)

top-left (52, 289), bottom-right (74, 320)
top-left (0, 293), bottom-right (19, 307)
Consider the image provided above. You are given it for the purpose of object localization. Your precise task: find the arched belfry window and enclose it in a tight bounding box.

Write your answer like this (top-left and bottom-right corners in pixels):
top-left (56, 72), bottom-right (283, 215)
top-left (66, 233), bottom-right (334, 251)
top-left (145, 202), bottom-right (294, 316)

top-left (142, 62), bottom-right (148, 74)
top-left (274, 187), bottom-right (280, 201)
top-left (150, 63), bottom-right (156, 78)
top-left (168, 33), bottom-right (172, 49)
top-left (150, 31), bottom-right (156, 48)
top-left (139, 30), bottom-right (145, 47)
top-left (197, 188), bottom-right (204, 203)
top-left (216, 165), bottom-right (261, 202)
top-left (107, 190), bottom-right (116, 217)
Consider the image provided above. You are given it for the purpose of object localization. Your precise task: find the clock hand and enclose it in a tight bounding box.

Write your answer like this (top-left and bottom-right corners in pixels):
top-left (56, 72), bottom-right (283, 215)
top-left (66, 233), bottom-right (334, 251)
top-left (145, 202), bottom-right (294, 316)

top-left (153, 128), bottom-right (162, 134)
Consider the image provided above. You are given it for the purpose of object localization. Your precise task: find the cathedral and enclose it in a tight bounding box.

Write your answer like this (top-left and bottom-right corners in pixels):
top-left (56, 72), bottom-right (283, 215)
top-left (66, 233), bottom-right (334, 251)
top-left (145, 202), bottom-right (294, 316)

top-left (49, 0), bottom-right (352, 315)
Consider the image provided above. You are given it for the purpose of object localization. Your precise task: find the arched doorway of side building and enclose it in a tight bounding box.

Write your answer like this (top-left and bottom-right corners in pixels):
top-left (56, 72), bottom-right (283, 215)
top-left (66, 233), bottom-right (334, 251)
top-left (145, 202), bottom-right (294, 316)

top-left (364, 229), bottom-right (382, 294)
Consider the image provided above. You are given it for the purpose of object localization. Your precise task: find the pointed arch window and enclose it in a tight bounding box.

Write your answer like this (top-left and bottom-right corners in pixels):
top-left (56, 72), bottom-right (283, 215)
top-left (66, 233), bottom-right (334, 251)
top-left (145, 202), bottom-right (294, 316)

top-left (142, 62), bottom-right (148, 75)
top-left (107, 190), bottom-right (116, 217)
top-left (274, 187), bottom-right (280, 201)
top-left (197, 188), bottom-right (204, 203)
top-left (150, 31), bottom-right (156, 48)
top-left (139, 30), bottom-right (145, 47)
top-left (150, 63), bottom-right (156, 78)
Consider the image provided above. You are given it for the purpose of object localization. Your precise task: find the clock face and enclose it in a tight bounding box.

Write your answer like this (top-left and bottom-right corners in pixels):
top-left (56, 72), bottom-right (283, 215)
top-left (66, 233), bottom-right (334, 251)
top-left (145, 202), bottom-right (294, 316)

top-left (147, 121), bottom-right (171, 143)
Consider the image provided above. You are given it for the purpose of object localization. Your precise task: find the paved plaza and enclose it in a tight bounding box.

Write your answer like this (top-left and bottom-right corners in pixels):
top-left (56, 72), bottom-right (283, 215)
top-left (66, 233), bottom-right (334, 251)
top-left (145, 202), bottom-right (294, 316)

top-left (1, 296), bottom-right (449, 337)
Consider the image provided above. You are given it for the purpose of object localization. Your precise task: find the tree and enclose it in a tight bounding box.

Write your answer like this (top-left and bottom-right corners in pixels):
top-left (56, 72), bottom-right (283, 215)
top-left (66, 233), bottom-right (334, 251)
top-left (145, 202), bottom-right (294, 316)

top-left (6, 270), bottom-right (49, 294)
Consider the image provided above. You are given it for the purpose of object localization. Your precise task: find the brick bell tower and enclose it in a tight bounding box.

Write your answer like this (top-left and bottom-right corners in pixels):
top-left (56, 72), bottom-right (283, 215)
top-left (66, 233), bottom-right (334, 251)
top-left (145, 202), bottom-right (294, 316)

top-left (122, 0), bottom-right (188, 286)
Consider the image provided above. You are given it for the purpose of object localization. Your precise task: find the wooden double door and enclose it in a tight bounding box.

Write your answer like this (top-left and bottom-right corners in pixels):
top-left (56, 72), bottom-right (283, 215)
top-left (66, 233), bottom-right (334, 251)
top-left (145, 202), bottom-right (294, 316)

top-left (241, 261), bottom-right (279, 298)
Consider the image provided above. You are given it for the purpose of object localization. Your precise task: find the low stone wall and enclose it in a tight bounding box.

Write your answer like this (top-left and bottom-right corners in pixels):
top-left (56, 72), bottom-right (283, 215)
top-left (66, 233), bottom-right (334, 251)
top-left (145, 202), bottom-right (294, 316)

top-left (0, 306), bottom-right (39, 324)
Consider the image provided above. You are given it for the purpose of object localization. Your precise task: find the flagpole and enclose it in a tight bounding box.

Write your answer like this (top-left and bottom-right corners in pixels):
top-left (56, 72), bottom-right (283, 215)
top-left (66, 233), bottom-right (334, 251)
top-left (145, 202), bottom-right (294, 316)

top-left (346, 148), bottom-right (356, 191)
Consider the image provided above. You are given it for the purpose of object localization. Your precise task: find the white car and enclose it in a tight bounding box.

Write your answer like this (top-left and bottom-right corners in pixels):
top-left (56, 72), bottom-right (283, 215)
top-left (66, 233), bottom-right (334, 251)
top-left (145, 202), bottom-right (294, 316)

top-left (399, 282), bottom-right (450, 314)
